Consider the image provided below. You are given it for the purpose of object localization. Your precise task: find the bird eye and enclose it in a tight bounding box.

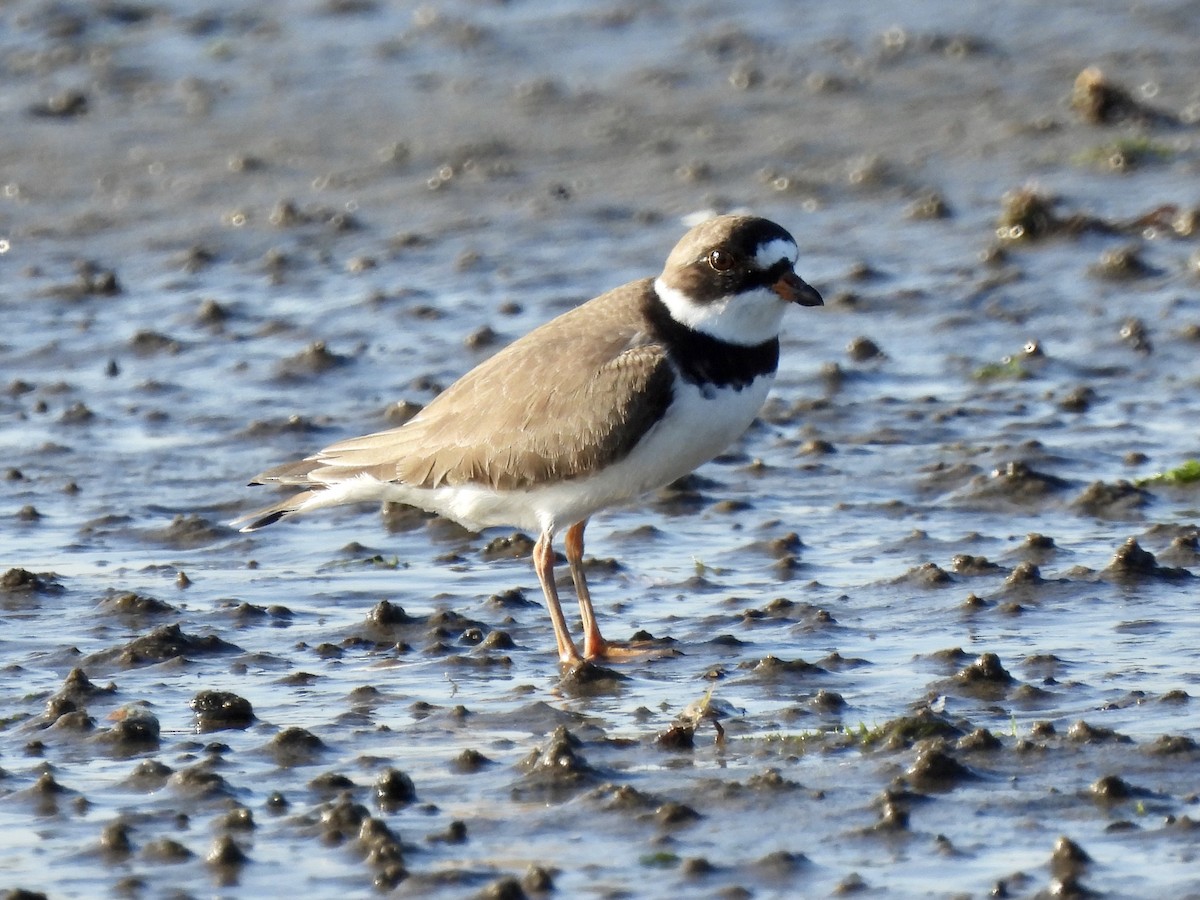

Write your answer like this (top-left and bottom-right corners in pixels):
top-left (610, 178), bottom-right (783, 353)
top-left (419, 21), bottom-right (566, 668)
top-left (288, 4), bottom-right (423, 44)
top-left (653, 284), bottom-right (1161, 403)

top-left (708, 249), bottom-right (735, 272)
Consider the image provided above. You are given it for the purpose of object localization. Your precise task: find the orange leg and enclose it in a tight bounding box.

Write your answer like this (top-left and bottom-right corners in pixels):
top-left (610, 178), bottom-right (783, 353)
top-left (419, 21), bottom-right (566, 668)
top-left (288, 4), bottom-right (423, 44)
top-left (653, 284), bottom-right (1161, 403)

top-left (566, 520), bottom-right (664, 662)
top-left (533, 531), bottom-right (582, 665)
top-left (565, 520), bottom-right (609, 659)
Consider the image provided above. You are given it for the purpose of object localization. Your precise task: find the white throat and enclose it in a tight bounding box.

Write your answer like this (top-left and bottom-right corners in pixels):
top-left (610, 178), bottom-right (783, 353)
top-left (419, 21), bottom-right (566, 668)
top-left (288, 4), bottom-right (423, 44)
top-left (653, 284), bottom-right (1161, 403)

top-left (654, 277), bottom-right (787, 346)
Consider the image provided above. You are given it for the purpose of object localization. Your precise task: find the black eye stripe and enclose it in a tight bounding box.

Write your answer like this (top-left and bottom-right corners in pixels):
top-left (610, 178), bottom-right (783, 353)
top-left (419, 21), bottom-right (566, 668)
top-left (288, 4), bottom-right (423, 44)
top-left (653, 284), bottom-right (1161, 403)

top-left (764, 258), bottom-right (793, 278)
top-left (739, 260), bottom-right (791, 292)
top-left (673, 264), bottom-right (787, 303)
top-left (699, 244), bottom-right (793, 273)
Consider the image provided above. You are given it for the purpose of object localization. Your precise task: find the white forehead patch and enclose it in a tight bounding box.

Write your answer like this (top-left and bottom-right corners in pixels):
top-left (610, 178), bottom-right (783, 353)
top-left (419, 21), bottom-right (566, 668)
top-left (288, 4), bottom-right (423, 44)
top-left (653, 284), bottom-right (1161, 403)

top-left (754, 237), bottom-right (798, 269)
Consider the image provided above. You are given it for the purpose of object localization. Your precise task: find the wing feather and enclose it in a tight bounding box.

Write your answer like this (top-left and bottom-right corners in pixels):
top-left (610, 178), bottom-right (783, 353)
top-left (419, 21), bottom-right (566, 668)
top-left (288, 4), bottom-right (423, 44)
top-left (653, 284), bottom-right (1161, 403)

top-left (247, 279), bottom-right (675, 493)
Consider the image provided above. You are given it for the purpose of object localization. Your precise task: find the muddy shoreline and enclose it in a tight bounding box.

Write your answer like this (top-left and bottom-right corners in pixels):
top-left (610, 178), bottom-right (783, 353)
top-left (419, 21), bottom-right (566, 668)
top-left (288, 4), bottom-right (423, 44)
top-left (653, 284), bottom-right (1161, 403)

top-left (4, 1), bottom-right (1200, 897)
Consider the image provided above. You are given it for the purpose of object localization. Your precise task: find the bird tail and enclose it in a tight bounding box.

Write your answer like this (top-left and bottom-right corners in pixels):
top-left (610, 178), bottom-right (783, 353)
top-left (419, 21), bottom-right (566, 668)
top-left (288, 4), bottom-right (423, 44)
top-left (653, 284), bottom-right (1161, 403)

top-left (230, 490), bottom-right (319, 533)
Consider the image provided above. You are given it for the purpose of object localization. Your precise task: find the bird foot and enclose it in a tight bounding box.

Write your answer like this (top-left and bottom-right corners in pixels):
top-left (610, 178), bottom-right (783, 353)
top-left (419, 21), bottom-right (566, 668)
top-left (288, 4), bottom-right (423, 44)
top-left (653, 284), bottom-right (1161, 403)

top-left (584, 639), bottom-right (679, 662)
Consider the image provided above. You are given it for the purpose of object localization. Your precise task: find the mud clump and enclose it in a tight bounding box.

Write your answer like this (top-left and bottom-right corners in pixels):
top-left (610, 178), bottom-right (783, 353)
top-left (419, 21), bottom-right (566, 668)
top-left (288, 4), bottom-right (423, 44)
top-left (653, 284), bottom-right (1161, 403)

top-left (59, 401), bottom-right (97, 424)
top-left (745, 768), bottom-right (802, 794)
top-left (43, 694), bottom-right (87, 726)
top-left (450, 748), bottom-right (494, 773)
top-left (1071, 481), bottom-right (1151, 519)
top-left (1, 569), bottom-right (64, 594)
top-left (99, 821), bottom-right (134, 859)
top-left (891, 562), bottom-right (954, 587)
top-left (28, 88), bottom-right (90, 119)
top-left (129, 330), bottom-right (183, 356)
top-left (1049, 834), bottom-right (1092, 886)
top-left (589, 782), bottom-right (658, 813)
top-left (867, 710), bottom-right (966, 750)
top-left (957, 652), bottom-right (1014, 684)
top-left (514, 727), bottom-right (600, 800)
top-left (950, 554), bottom-right (1002, 576)
top-left (218, 807), bottom-right (256, 831)
top-left (948, 653), bottom-right (1017, 701)
top-left (996, 187), bottom-right (1107, 242)
top-left (16, 505), bottom-right (41, 522)
top-left (1104, 537), bottom-right (1193, 580)
top-left (99, 706), bottom-right (161, 750)
top-left (206, 834), bottom-right (249, 868)
top-left (1058, 385), bottom-right (1097, 412)
top-left (1156, 531), bottom-right (1200, 567)
top-left (1067, 721), bottom-right (1132, 745)
top-left (358, 816), bottom-right (408, 884)
top-left (98, 591), bottom-right (177, 618)
top-left (169, 761), bottom-right (233, 799)
top-left (1091, 247), bottom-right (1157, 282)
top-left (865, 789), bottom-right (912, 833)
top-left (142, 837), bottom-right (194, 863)
top-left (654, 723), bottom-right (696, 750)
top-left (374, 768), bottom-right (416, 810)
top-left (963, 461), bottom-right (1071, 506)
top-left (905, 743), bottom-right (977, 791)
top-left (479, 630), bottom-right (515, 650)
top-left (194, 297), bottom-right (230, 325)
top-left (142, 514), bottom-right (230, 549)
top-left (88, 623), bottom-right (241, 668)
top-left (956, 728), bottom-right (1003, 752)
top-left (191, 691), bottom-right (255, 731)
top-left (846, 336), bottom-right (886, 362)
top-left (1147, 734), bottom-right (1198, 755)
top-left (1020, 532), bottom-right (1058, 563)
top-left (239, 415), bottom-right (327, 439)
top-left (309, 772), bottom-right (356, 797)
top-left (266, 727), bottom-right (326, 767)
top-left (42, 709), bottom-right (96, 738)
top-left (811, 688), bottom-right (847, 712)
top-left (44, 260), bottom-right (121, 297)
top-left (362, 599), bottom-right (420, 634)
top-left (651, 472), bottom-right (717, 514)
top-left (485, 588), bottom-right (539, 609)
top-left (1003, 561), bottom-right (1043, 586)
top-left (275, 341), bottom-right (352, 379)
top-left (1071, 66), bottom-right (1178, 126)
top-left (480, 532), bottom-right (535, 560)
top-left (557, 660), bottom-right (628, 697)
top-left (50, 668), bottom-right (115, 707)
top-left (1089, 774), bottom-right (1139, 801)
top-left (320, 794), bottom-right (370, 844)
top-left (753, 849), bottom-right (811, 878)
top-left (380, 499), bottom-right (434, 531)
top-left (745, 654), bottom-right (826, 681)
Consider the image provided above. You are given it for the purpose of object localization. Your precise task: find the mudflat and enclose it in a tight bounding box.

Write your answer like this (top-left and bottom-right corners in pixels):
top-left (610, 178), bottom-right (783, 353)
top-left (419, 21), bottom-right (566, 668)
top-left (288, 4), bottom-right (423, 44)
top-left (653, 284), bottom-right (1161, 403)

top-left (3, 2), bottom-right (1199, 896)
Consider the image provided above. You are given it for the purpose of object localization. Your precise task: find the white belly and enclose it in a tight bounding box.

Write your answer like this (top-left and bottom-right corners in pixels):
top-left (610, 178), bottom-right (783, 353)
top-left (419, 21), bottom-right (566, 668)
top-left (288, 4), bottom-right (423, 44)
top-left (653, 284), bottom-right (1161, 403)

top-left (337, 374), bottom-right (774, 534)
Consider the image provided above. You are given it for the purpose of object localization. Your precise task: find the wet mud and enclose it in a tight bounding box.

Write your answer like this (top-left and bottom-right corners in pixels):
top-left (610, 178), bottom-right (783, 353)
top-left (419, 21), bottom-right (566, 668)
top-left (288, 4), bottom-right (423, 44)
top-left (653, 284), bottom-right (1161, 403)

top-left (3, 0), bottom-right (1200, 897)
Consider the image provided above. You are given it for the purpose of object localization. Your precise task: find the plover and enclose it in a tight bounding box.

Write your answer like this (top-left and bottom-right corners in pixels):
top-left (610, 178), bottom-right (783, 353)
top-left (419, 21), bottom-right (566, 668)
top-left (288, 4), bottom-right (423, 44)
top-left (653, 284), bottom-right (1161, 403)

top-left (235, 214), bottom-right (822, 664)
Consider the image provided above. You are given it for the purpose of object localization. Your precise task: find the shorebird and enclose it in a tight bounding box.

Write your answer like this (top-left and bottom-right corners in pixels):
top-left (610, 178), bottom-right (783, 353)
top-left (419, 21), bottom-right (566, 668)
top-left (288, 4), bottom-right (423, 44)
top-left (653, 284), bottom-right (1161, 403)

top-left (235, 214), bottom-right (822, 664)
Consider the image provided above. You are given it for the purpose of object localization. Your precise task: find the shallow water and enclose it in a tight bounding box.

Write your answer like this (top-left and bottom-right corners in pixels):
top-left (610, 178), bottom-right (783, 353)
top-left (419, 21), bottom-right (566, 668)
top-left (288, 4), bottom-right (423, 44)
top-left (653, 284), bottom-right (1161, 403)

top-left (3, 0), bottom-right (1200, 897)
